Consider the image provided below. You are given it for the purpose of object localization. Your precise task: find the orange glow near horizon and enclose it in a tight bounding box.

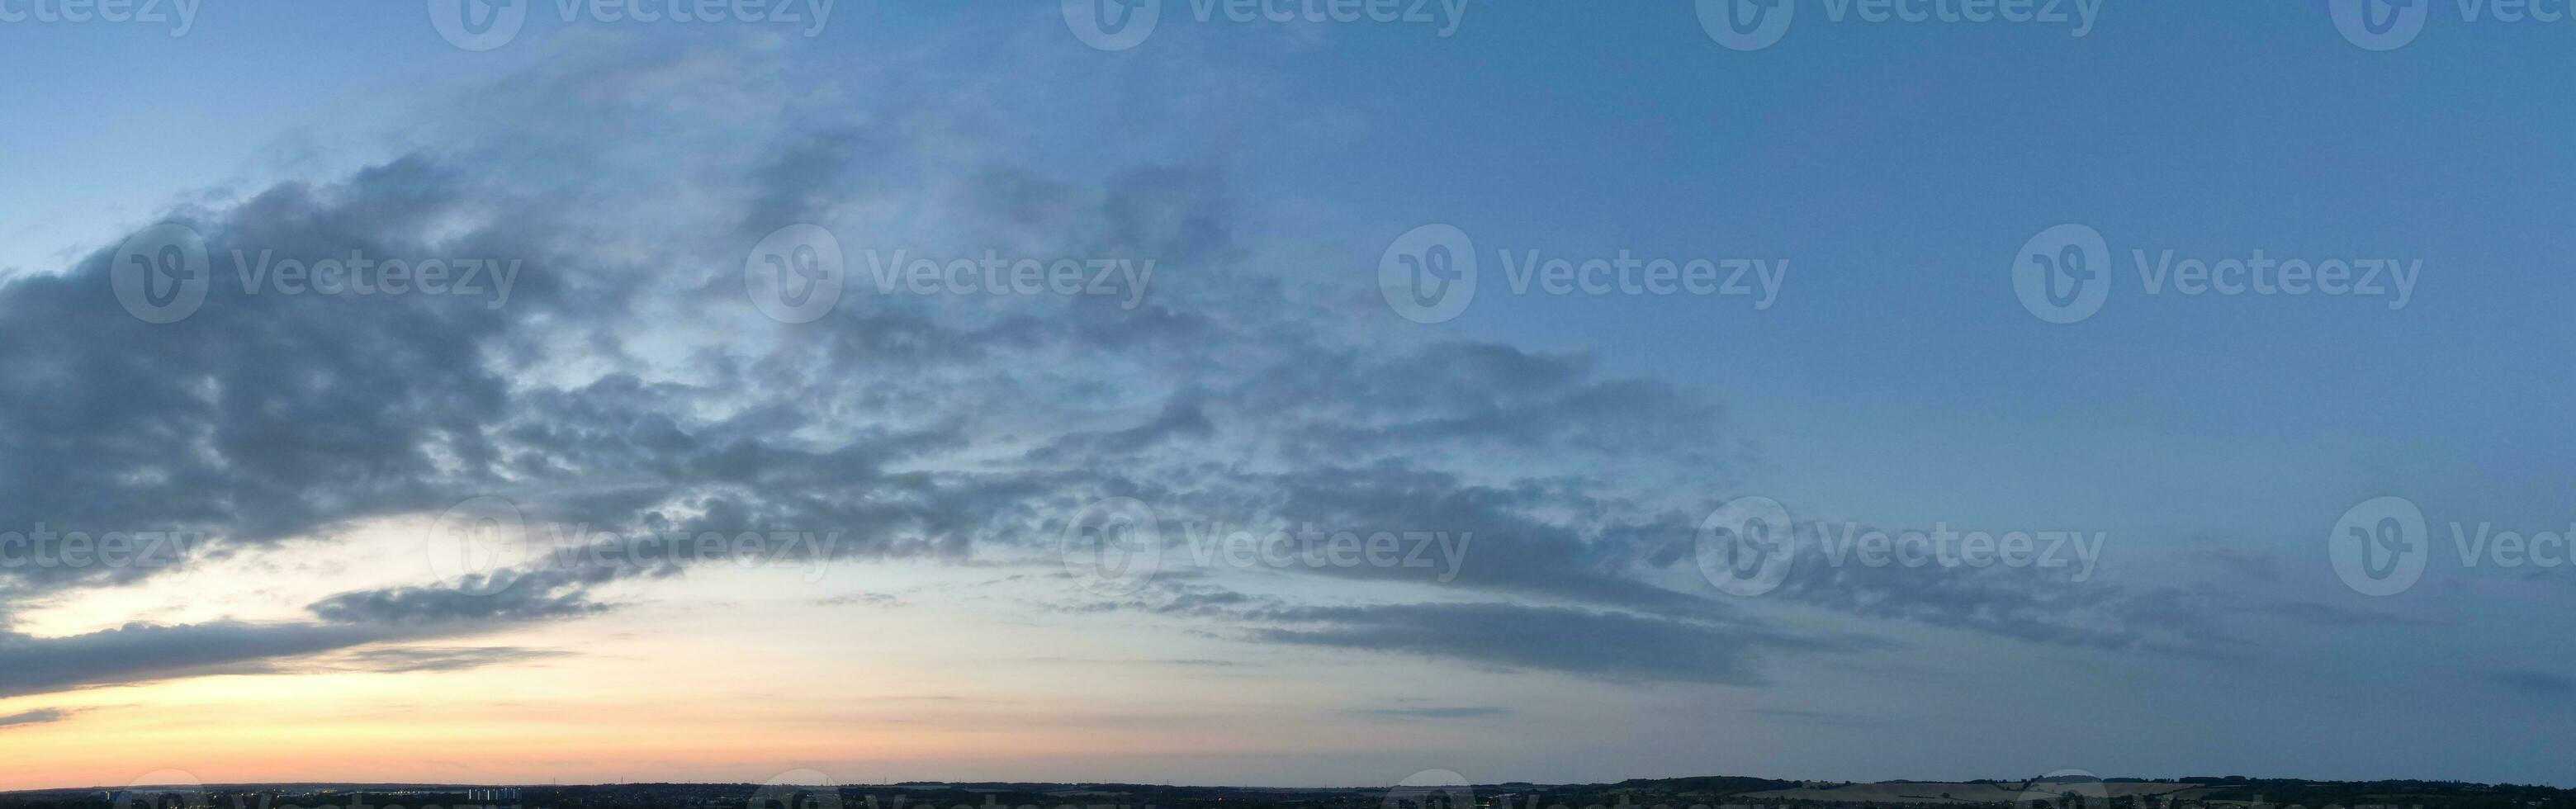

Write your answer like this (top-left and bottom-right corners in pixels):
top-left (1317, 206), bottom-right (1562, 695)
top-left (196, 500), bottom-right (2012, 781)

top-left (0, 561), bottom-right (1518, 792)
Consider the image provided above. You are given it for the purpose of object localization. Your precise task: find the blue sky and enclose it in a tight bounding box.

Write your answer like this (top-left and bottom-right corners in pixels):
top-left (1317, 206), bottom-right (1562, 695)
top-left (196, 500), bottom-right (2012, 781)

top-left (2, 0), bottom-right (2573, 792)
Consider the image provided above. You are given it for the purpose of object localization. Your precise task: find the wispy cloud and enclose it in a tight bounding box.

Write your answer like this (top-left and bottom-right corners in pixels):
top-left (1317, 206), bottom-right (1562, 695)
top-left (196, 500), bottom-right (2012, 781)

top-left (0, 707), bottom-right (71, 730)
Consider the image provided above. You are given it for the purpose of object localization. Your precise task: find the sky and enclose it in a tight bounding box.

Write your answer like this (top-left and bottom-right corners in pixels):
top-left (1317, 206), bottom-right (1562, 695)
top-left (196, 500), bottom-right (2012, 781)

top-left (2, 0), bottom-right (2574, 793)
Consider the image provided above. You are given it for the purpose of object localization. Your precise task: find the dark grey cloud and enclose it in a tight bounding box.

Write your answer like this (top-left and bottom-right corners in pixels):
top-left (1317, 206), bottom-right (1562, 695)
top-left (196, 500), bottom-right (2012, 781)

top-left (2245, 599), bottom-right (2417, 628)
top-left (0, 707), bottom-right (71, 729)
top-left (1025, 395), bottom-right (1214, 463)
top-left (1249, 602), bottom-right (1872, 685)
top-left (1244, 465), bottom-right (1720, 617)
top-left (817, 593), bottom-right (907, 608)
top-left (324, 646), bottom-right (568, 674)
top-left (0, 156), bottom-right (572, 620)
top-left (1740, 707), bottom-right (1895, 728)
top-left (1701, 519), bottom-right (2248, 658)
top-left (0, 579), bottom-right (601, 698)
top-left (0, 621), bottom-right (396, 698)
top-left (1227, 342), bottom-right (1731, 468)
top-left (306, 568), bottom-right (613, 627)
top-left (2186, 542), bottom-right (2284, 581)
top-left (1020, 656), bottom-right (1241, 668)
top-left (0, 44), bottom-right (2296, 703)
top-left (2485, 669), bottom-right (2574, 697)
top-left (1345, 706), bottom-right (1517, 720)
